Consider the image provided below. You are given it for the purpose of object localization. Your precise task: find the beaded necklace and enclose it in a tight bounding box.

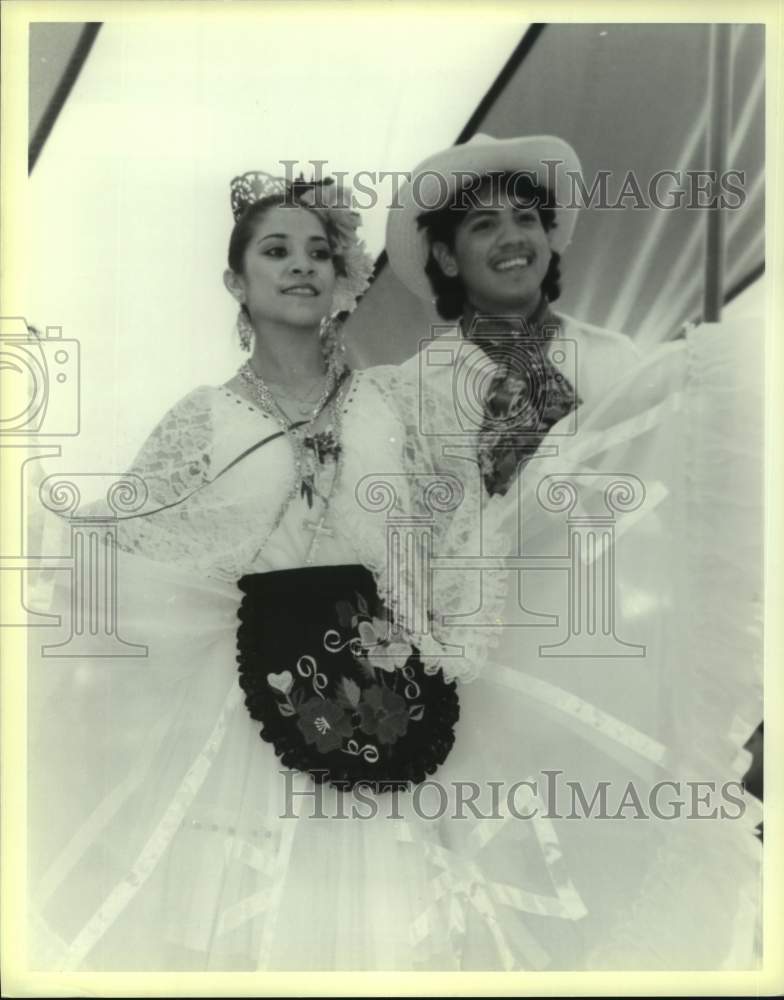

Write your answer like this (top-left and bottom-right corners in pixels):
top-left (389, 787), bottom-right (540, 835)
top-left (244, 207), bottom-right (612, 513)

top-left (238, 351), bottom-right (352, 565)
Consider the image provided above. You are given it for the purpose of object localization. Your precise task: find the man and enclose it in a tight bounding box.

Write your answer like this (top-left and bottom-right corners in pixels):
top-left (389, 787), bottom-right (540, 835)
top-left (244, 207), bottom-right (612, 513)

top-left (386, 133), bottom-right (642, 495)
top-left (379, 135), bottom-right (763, 972)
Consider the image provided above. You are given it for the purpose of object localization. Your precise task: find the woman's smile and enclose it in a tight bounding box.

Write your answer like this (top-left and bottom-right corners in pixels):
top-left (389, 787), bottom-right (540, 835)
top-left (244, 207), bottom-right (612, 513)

top-left (281, 282), bottom-right (320, 296)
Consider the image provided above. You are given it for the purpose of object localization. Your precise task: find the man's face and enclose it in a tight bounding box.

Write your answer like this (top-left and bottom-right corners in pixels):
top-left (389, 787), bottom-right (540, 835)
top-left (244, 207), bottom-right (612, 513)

top-left (434, 187), bottom-right (553, 315)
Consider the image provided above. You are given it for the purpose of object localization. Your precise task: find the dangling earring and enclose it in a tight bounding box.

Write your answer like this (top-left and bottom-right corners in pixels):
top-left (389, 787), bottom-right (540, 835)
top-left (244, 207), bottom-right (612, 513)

top-left (237, 307), bottom-right (254, 352)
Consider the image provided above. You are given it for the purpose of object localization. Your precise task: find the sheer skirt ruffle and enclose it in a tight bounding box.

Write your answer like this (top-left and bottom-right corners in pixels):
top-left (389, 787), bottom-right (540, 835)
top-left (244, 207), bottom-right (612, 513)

top-left (27, 317), bottom-right (763, 971)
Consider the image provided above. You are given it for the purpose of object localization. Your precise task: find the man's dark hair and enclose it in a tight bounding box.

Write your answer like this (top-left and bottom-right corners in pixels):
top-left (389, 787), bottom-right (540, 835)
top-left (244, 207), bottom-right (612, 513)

top-left (416, 171), bottom-right (562, 320)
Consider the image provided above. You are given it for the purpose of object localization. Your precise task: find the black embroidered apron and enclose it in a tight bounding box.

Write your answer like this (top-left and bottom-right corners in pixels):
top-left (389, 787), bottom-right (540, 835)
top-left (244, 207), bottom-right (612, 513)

top-left (237, 565), bottom-right (459, 791)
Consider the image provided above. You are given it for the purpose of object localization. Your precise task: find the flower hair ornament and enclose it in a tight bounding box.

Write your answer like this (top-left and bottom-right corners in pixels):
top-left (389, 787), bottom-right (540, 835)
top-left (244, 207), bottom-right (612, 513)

top-left (230, 170), bottom-right (375, 316)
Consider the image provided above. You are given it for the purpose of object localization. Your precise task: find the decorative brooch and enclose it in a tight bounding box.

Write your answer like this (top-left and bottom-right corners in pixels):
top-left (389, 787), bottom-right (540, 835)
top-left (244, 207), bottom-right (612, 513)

top-left (301, 429), bottom-right (342, 507)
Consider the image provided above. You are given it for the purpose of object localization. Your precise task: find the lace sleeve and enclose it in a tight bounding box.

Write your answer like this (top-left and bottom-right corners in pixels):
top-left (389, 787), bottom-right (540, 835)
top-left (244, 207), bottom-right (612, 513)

top-left (116, 386), bottom-right (216, 564)
top-left (127, 386), bottom-right (215, 506)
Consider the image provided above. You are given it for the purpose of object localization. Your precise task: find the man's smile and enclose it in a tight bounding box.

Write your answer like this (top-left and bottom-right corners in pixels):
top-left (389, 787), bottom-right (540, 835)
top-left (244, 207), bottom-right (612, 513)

top-left (492, 252), bottom-right (535, 272)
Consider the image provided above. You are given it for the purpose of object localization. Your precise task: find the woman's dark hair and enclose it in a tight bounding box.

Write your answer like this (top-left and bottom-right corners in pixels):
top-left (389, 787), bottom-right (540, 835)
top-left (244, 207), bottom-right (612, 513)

top-left (417, 171), bottom-right (562, 319)
top-left (228, 192), bottom-right (348, 279)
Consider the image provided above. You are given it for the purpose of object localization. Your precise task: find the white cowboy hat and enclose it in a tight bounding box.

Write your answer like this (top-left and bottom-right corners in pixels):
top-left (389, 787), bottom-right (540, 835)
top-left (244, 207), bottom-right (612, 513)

top-left (385, 133), bottom-right (582, 302)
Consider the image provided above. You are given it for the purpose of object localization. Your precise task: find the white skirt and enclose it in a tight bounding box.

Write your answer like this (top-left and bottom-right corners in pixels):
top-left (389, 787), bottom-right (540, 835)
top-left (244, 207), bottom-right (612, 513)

top-left (27, 317), bottom-right (763, 972)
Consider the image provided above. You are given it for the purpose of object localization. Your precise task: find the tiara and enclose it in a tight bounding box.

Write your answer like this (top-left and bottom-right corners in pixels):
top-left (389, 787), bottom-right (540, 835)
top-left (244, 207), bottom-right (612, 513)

top-left (230, 171), bottom-right (291, 221)
top-left (229, 170), bottom-right (375, 315)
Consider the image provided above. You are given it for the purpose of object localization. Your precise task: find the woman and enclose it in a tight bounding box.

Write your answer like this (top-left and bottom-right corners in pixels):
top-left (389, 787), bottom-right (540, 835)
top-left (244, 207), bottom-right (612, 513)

top-left (28, 169), bottom-right (486, 971)
top-left (28, 152), bottom-right (762, 972)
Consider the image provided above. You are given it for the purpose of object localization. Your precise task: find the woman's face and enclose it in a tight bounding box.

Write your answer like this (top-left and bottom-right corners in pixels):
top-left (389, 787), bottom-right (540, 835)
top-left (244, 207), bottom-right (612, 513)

top-left (435, 187), bottom-right (553, 316)
top-left (234, 206), bottom-right (337, 329)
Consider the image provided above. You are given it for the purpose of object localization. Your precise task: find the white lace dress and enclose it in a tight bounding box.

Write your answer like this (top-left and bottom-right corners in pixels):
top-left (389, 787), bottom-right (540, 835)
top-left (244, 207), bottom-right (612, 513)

top-left (27, 316), bottom-right (763, 972)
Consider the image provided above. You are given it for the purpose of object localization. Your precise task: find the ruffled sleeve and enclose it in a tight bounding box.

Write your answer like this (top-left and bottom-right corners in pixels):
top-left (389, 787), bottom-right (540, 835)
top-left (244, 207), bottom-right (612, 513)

top-left (335, 345), bottom-right (497, 682)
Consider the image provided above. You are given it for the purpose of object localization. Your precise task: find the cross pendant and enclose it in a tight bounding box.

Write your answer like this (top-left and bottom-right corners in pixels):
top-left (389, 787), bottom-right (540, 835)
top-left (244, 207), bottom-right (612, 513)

top-left (304, 514), bottom-right (335, 565)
